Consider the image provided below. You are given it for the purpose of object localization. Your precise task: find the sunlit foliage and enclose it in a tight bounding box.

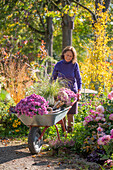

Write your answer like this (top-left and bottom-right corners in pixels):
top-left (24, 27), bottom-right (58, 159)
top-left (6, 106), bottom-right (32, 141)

top-left (79, 4), bottom-right (112, 94)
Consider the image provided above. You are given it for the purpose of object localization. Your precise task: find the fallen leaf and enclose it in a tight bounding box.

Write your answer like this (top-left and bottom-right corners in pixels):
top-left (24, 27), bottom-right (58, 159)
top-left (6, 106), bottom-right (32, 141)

top-left (40, 152), bottom-right (46, 155)
top-left (32, 155), bottom-right (36, 158)
top-left (58, 162), bottom-right (61, 165)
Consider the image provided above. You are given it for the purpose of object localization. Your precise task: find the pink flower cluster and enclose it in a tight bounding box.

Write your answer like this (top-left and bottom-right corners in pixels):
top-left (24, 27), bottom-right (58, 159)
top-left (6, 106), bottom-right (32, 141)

top-left (110, 129), bottom-right (113, 139)
top-left (104, 159), bottom-right (113, 168)
top-left (97, 135), bottom-right (111, 145)
top-left (58, 88), bottom-right (77, 106)
top-left (109, 114), bottom-right (113, 121)
top-left (83, 105), bottom-right (105, 126)
top-left (83, 91), bottom-right (113, 147)
top-left (15, 94), bottom-right (49, 117)
top-left (108, 91), bottom-right (113, 100)
top-left (97, 129), bottom-right (113, 145)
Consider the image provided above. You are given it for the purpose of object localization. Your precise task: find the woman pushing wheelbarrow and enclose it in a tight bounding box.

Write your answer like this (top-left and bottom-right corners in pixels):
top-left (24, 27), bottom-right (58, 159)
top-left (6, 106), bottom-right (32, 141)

top-left (10, 46), bottom-right (82, 154)
top-left (50, 46), bottom-right (82, 133)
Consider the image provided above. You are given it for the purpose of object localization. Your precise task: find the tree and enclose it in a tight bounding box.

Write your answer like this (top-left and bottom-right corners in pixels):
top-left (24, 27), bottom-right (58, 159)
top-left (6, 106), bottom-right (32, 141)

top-left (0, 0), bottom-right (112, 61)
top-left (79, 3), bottom-right (112, 93)
top-left (0, 0), bottom-right (54, 58)
top-left (72, 0), bottom-right (111, 25)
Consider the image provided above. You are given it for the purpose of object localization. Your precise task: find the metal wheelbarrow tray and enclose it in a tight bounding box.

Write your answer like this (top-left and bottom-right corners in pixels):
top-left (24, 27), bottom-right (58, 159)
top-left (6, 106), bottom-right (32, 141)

top-left (17, 106), bottom-right (70, 127)
top-left (13, 106), bottom-right (71, 154)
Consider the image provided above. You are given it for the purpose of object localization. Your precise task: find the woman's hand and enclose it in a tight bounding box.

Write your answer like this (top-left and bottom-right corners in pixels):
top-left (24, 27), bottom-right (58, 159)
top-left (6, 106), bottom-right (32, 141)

top-left (77, 90), bottom-right (81, 101)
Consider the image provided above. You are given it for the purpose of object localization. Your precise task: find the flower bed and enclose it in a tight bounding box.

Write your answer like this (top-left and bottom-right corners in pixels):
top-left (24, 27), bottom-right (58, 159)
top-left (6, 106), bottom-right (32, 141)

top-left (81, 91), bottom-right (113, 165)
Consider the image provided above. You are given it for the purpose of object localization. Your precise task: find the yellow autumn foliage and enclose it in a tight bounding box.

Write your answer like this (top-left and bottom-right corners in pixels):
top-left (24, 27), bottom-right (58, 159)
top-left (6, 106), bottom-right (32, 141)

top-left (80, 5), bottom-right (112, 94)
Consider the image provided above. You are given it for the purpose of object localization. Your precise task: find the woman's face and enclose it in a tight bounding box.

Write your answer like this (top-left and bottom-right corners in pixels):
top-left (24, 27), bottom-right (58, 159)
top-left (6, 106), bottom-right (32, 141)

top-left (64, 50), bottom-right (73, 62)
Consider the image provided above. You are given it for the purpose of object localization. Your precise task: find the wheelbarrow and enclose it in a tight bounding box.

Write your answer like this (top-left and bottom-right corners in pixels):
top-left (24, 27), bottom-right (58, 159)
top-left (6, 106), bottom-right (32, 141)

top-left (11, 106), bottom-right (71, 154)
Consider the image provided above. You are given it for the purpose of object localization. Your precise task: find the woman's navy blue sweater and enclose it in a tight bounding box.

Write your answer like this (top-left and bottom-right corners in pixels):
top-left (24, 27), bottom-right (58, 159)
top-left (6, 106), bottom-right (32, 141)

top-left (52, 59), bottom-right (82, 93)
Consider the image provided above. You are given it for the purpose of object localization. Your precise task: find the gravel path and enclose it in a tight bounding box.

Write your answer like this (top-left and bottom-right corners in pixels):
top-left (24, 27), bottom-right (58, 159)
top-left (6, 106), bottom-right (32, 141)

top-left (0, 139), bottom-right (102, 170)
top-left (0, 140), bottom-right (61, 170)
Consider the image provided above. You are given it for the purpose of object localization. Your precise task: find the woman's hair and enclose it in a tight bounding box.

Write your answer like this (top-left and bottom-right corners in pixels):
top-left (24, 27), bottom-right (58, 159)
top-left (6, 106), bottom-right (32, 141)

top-left (61, 46), bottom-right (77, 64)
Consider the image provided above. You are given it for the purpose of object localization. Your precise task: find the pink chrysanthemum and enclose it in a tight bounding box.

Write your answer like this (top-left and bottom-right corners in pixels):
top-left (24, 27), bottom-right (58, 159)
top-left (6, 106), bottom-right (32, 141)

top-left (98, 135), bottom-right (111, 145)
top-left (98, 113), bottom-right (104, 118)
top-left (108, 91), bottom-right (113, 100)
top-left (96, 105), bottom-right (104, 114)
top-left (110, 129), bottom-right (113, 136)
top-left (97, 127), bottom-right (103, 132)
top-left (84, 116), bottom-right (92, 123)
top-left (95, 116), bottom-right (102, 122)
top-left (97, 137), bottom-right (105, 145)
top-left (58, 88), bottom-right (77, 106)
top-left (109, 114), bottom-right (113, 121)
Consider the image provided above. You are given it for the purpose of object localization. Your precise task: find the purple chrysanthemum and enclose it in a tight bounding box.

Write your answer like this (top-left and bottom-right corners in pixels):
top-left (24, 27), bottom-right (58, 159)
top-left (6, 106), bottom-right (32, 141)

top-left (15, 94), bottom-right (49, 117)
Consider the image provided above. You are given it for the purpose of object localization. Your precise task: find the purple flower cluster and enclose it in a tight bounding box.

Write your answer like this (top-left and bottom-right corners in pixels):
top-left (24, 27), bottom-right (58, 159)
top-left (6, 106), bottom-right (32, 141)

top-left (15, 94), bottom-right (49, 117)
top-left (58, 88), bottom-right (77, 106)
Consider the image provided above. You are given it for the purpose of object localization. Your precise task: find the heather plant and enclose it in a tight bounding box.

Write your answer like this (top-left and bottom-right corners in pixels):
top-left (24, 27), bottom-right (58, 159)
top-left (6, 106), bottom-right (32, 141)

top-left (49, 138), bottom-right (75, 152)
top-left (47, 121), bottom-right (87, 156)
top-left (49, 138), bottom-right (62, 150)
top-left (0, 48), bottom-right (33, 104)
top-left (80, 4), bottom-right (112, 94)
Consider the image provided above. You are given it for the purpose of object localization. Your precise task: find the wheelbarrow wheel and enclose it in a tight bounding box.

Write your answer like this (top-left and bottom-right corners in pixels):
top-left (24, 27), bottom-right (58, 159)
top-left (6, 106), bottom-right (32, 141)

top-left (28, 127), bottom-right (43, 154)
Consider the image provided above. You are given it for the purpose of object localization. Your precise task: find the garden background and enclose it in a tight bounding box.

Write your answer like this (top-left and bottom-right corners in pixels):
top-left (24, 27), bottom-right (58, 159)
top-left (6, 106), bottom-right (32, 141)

top-left (0, 0), bottom-right (113, 169)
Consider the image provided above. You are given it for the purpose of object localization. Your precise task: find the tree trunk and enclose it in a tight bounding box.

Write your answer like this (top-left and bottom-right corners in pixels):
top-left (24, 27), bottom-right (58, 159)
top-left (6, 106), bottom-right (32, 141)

top-left (45, 17), bottom-right (53, 57)
top-left (62, 14), bottom-right (73, 50)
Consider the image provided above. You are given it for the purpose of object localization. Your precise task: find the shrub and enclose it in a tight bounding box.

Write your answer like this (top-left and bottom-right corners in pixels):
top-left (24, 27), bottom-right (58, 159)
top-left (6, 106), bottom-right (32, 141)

top-left (0, 49), bottom-right (33, 104)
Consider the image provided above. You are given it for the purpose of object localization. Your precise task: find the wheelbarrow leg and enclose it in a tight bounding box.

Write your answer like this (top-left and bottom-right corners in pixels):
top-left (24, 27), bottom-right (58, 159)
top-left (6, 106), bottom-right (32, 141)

top-left (38, 126), bottom-right (50, 140)
top-left (57, 119), bottom-right (67, 138)
top-left (55, 125), bottom-right (61, 142)
top-left (61, 118), bottom-right (67, 133)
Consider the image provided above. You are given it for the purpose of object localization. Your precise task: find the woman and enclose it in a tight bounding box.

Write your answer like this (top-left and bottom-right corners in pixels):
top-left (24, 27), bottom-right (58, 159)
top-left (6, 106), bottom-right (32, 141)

top-left (51, 46), bottom-right (82, 132)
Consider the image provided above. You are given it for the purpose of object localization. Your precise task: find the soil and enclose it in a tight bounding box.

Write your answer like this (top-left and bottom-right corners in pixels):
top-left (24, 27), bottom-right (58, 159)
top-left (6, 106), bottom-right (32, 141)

top-left (0, 138), bottom-right (105, 170)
